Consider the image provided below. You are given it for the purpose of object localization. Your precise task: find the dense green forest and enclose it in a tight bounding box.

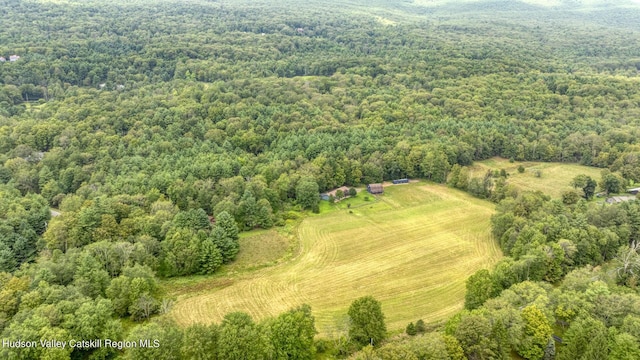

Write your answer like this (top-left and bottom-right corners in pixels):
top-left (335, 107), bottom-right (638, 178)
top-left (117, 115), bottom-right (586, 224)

top-left (2, 0), bottom-right (640, 358)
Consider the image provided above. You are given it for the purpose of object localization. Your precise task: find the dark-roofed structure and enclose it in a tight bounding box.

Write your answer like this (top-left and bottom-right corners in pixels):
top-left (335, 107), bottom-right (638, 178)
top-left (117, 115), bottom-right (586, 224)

top-left (320, 186), bottom-right (351, 201)
top-left (552, 335), bottom-right (563, 344)
top-left (392, 178), bottom-right (409, 184)
top-left (367, 183), bottom-right (383, 194)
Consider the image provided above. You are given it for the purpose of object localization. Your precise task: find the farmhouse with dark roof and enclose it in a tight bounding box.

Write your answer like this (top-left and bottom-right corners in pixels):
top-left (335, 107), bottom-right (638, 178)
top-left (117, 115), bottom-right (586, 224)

top-left (320, 186), bottom-right (351, 201)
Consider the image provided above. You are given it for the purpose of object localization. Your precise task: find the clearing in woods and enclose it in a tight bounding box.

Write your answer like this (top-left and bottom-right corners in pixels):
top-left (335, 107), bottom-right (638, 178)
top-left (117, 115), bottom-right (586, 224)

top-left (471, 157), bottom-right (604, 198)
top-left (167, 182), bottom-right (501, 335)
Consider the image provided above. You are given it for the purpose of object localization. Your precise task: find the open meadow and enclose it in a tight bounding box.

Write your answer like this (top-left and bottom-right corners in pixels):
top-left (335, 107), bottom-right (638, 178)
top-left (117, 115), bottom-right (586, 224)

top-left (471, 157), bottom-right (604, 198)
top-left (167, 183), bottom-right (502, 335)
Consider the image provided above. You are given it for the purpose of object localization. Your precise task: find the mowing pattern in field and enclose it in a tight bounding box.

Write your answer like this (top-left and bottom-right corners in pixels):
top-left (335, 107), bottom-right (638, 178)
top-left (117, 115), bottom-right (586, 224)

top-left (170, 183), bottom-right (501, 334)
top-left (472, 157), bottom-right (604, 198)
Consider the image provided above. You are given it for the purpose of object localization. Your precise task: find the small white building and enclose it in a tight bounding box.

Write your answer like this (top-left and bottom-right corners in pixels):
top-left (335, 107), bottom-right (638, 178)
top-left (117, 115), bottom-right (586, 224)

top-left (9, 55), bottom-right (20, 62)
top-left (0, 57), bottom-right (5, 62)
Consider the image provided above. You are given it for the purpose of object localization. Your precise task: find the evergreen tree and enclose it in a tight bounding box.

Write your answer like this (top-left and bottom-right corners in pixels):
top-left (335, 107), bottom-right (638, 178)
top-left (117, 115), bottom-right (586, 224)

top-left (0, 242), bottom-right (17, 272)
top-left (160, 229), bottom-right (202, 276)
top-left (173, 208), bottom-right (211, 231)
top-left (257, 199), bottom-right (274, 229)
top-left (406, 322), bottom-right (417, 336)
top-left (238, 190), bottom-right (259, 230)
top-left (216, 211), bottom-right (239, 240)
top-left (200, 240), bottom-right (223, 275)
top-left (210, 226), bottom-right (239, 263)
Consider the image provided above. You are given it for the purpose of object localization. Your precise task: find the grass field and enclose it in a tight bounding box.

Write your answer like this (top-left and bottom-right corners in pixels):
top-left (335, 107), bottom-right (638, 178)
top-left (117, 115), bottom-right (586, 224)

top-left (471, 157), bottom-right (604, 198)
top-left (167, 182), bottom-right (501, 335)
top-left (317, 189), bottom-right (376, 214)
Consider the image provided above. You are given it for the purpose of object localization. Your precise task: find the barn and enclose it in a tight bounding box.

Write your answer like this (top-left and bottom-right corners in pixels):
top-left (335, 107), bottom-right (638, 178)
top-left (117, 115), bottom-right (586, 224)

top-left (392, 178), bottom-right (409, 184)
top-left (367, 183), bottom-right (384, 194)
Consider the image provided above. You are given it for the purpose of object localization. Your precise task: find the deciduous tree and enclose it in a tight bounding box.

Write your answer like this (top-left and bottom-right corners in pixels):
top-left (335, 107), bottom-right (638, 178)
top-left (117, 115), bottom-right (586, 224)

top-left (348, 296), bottom-right (387, 347)
top-left (218, 312), bottom-right (271, 360)
top-left (267, 304), bottom-right (317, 360)
top-left (517, 305), bottom-right (552, 360)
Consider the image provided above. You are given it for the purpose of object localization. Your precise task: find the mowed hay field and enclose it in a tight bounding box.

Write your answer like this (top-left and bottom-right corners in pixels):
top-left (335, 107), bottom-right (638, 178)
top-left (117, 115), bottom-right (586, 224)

top-left (471, 157), bottom-right (604, 198)
top-left (169, 183), bottom-right (502, 335)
